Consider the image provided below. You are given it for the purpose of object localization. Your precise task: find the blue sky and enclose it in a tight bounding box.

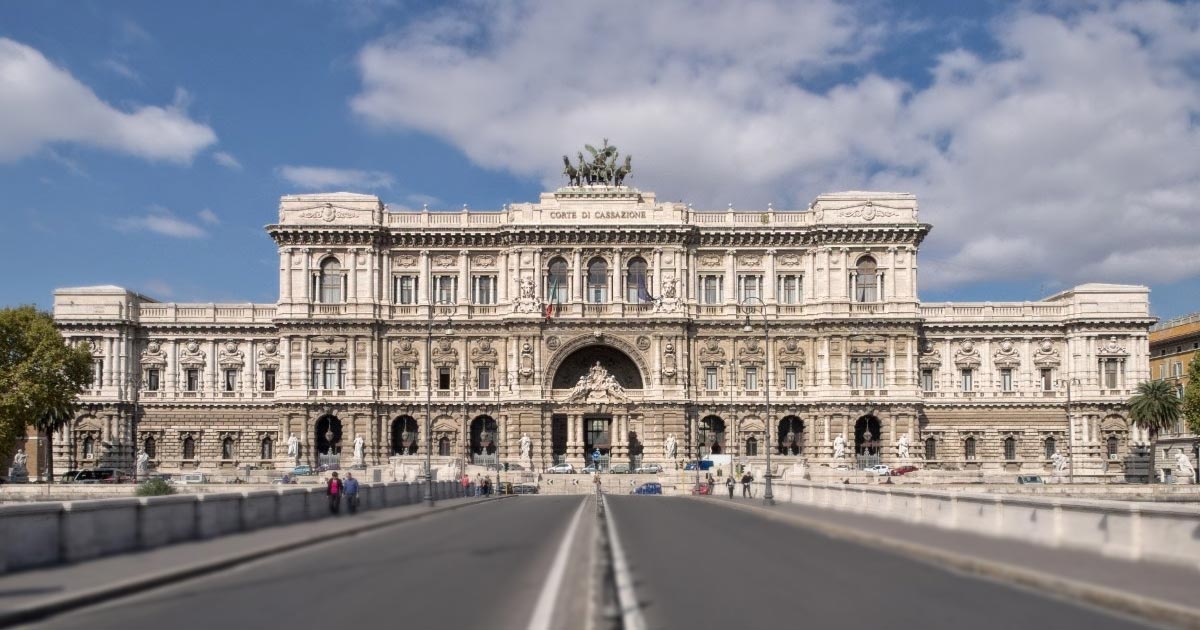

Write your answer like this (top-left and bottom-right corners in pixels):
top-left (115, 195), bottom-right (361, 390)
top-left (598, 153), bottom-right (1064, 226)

top-left (1, 0), bottom-right (1198, 318)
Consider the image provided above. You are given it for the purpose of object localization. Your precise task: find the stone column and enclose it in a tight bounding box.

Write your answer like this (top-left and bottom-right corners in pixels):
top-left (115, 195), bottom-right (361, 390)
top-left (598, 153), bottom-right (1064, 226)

top-left (418, 251), bottom-right (430, 305)
top-left (724, 249), bottom-right (736, 306)
top-left (458, 250), bottom-right (470, 305)
top-left (653, 248), bottom-right (663, 299)
top-left (571, 249), bottom-right (581, 303)
top-left (765, 249), bottom-right (776, 304)
top-left (615, 249), bottom-right (624, 304)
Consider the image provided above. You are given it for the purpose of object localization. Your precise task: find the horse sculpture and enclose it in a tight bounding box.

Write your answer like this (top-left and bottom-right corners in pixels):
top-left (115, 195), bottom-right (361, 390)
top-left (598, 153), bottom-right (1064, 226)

top-left (613, 155), bottom-right (632, 186)
top-left (562, 155), bottom-right (580, 187)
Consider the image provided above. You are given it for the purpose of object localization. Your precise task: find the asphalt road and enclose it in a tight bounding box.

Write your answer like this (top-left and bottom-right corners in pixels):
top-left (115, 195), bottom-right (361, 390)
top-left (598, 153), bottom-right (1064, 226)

top-left (30, 496), bottom-right (592, 630)
top-left (605, 496), bottom-right (1152, 630)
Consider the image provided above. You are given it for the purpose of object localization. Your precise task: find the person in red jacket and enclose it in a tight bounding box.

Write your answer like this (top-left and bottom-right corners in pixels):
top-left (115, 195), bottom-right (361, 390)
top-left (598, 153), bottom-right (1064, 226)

top-left (326, 472), bottom-right (344, 515)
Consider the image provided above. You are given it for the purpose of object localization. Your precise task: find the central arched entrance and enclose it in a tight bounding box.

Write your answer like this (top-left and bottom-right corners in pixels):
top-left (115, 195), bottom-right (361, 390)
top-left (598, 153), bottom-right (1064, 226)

top-left (470, 415), bottom-right (498, 466)
top-left (699, 415), bottom-right (725, 456)
top-left (391, 416), bottom-right (418, 456)
top-left (855, 415), bottom-right (881, 469)
top-left (551, 344), bottom-right (644, 390)
top-left (778, 416), bottom-right (805, 455)
top-left (315, 415), bottom-right (342, 467)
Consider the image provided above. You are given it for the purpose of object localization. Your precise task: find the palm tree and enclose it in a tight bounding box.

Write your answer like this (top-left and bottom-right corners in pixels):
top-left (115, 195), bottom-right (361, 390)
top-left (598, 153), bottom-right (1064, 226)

top-left (1128, 380), bottom-right (1181, 484)
top-left (30, 402), bottom-right (77, 486)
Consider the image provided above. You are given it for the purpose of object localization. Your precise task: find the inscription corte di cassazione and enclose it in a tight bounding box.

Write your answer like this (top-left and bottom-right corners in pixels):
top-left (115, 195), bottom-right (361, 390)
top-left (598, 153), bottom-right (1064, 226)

top-left (549, 210), bottom-right (647, 220)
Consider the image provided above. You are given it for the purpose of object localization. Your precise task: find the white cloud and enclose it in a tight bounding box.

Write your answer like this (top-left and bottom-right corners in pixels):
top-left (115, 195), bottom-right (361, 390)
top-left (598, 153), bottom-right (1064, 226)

top-left (350, 0), bottom-right (1200, 291)
top-left (197, 208), bottom-right (220, 225)
top-left (116, 207), bottom-right (208, 238)
top-left (0, 38), bottom-right (217, 163)
top-left (212, 151), bottom-right (242, 170)
top-left (277, 165), bottom-right (394, 190)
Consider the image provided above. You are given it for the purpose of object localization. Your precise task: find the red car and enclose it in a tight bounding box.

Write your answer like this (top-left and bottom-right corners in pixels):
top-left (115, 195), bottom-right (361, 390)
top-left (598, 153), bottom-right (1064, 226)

top-left (891, 465), bottom-right (919, 476)
top-left (690, 483), bottom-right (712, 495)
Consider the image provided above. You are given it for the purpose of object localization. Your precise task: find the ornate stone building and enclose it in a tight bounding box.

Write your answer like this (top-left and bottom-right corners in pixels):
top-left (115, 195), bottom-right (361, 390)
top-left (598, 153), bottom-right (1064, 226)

top-left (51, 182), bottom-right (1156, 480)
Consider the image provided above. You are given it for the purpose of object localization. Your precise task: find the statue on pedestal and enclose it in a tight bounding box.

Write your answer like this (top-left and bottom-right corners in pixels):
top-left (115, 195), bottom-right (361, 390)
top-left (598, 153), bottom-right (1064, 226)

top-left (353, 434), bottom-right (365, 466)
top-left (1051, 451), bottom-right (1068, 474)
top-left (520, 433), bottom-right (532, 466)
top-left (9, 449), bottom-right (28, 481)
top-left (287, 432), bottom-right (301, 465)
top-left (896, 434), bottom-right (911, 460)
top-left (1176, 451), bottom-right (1196, 482)
top-left (665, 434), bottom-right (678, 462)
top-left (136, 450), bottom-right (150, 477)
top-left (832, 434), bottom-right (846, 460)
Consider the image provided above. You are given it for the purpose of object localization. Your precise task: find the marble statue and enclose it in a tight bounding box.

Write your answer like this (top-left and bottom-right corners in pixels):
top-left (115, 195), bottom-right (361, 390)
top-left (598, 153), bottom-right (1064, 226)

top-left (520, 433), bottom-right (532, 463)
top-left (896, 434), bottom-right (910, 459)
top-left (136, 450), bottom-right (150, 476)
top-left (287, 432), bottom-right (301, 464)
top-left (1051, 451), bottom-right (1068, 473)
top-left (832, 434), bottom-right (846, 459)
top-left (665, 434), bottom-right (678, 460)
top-left (353, 434), bottom-right (365, 465)
top-left (514, 277), bottom-right (542, 314)
top-left (11, 449), bottom-right (27, 472)
top-left (1176, 451), bottom-right (1195, 481)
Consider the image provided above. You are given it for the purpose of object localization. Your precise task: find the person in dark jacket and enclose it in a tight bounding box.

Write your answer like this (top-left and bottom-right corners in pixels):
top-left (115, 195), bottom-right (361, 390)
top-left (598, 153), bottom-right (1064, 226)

top-left (741, 472), bottom-right (753, 498)
top-left (344, 473), bottom-right (360, 514)
top-left (326, 472), bottom-right (344, 515)
top-left (725, 476), bottom-right (735, 499)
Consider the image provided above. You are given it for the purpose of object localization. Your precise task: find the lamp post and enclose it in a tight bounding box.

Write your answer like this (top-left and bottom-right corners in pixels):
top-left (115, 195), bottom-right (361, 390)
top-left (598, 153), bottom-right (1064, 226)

top-left (126, 373), bottom-right (142, 484)
top-left (740, 296), bottom-right (774, 505)
top-left (424, 302), bottom-right (455, 507)
top-left (1055, 377), bottom-right (1081, 484)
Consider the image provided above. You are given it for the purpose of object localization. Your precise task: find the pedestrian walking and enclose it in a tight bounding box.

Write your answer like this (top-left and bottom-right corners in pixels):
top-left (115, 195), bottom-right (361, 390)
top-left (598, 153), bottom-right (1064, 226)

top-left (741, 472), bottom-right (752, 498)
top-left (705, 473), bottom-right (715, 495)
top-left (474, 473), bottom-right (482, 496)
top-left (344, 472), bottom-right (360, 514)
top-left (725, 476), bottom-right (735, 499)
top-left (326, 472), bottom-right (343, 515)
top-left (461, 473), bottom-right (470, 496)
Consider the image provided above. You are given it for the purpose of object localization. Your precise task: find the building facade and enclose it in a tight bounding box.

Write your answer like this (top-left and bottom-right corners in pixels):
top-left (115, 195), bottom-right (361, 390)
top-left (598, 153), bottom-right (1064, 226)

top-left (51, 183), bottom-right (1156, 480)
top-left (1149, 312), bottom-right (1200, 480)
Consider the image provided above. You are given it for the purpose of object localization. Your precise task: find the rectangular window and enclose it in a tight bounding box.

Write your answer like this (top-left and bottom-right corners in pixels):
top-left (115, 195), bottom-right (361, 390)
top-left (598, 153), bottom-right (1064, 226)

top-left (438, 367), bottom-right (451, 390)
top-left (850, 358), bottom-right (883, 389)
top-left (744, 367), bottom-right (758, 391)
top-left (224, 369), bottom-right (237, 392)
top-left (263, 369), bottom-right (276, 392)
top-left (965, 438), bottom-right (977, 460)
top-left (1173, 361), bottom-right (1183, 377)
top-left (700, 275), bottom-right (723, 305)
top-left (921, 369), bottom-right (934, 392)
top-left (185, 368), bottom-right (199, 392)
top-left (472, 276), bottom-right (497, 305)
top-left (1158, 365), bottom-right (1166, 380)
top-left (1104, 361), bottom-right (1119, 389)
top-left (146, 369), bottom-right (160, 391)
top-left (397, 367), bottom-right (411, 390)
top-left (1041, 368), bottom-right (1053, 391)
top-left (311, 359), bottom-right (346, 390)
top-left (1000, 368), bottom-right (1013, 392)
top-left (961, 369), bottom-right (973, 392)
top-left (777, 274), bottom-right (801, 304)
top-left (737, 275), bottom-right (762, 302)
top-left (394, 275), bottom-right (418, 305)
top-left (705, 367), bottom-right (718, 391)
top-left (785, 367), bottom-right (798, 390)
top-left (433, 275), bottom-right (457, 305)
top-left (477, 366), bottom-right (491, 390)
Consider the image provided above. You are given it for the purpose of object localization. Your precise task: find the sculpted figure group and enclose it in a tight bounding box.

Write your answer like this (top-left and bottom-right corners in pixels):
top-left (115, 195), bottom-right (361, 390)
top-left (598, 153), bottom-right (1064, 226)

top-left (562, 139), bottom-right (632, 187)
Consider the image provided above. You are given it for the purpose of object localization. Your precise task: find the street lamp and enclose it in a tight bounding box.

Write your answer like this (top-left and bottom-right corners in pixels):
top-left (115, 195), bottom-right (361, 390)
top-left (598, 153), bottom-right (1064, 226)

top-left (424, 302), bottom-right (455, 507)
top-left (740, 296), bottom-right (774, 506)
top-left (1055, 377), bottom-right (1081, 484)
top-left (126, 373), bottom-right (142, 484)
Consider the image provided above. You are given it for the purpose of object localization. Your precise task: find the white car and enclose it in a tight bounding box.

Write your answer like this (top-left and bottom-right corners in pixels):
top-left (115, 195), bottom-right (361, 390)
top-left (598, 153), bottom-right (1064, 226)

top-left (634, 464), bottom-right (663, 474)
top-left (865, 464), bottom-right (891, 475)
top-left (545, 463), bottom-right (575, 474)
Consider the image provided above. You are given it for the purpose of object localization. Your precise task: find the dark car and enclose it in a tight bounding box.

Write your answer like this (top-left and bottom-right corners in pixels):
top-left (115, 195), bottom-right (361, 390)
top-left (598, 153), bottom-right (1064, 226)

top-left (60, 470), bottom-right (81, 484)
top-left (513, 484), bottom-right (539, 494)
top-left (631, 482), bottom-right (663, 495)
top-left (74, 468), bottom-right (131, 484)
top-left (683, 460), bottom-right (715, 471)
top-left (891, 465), bottom-right (919, 476)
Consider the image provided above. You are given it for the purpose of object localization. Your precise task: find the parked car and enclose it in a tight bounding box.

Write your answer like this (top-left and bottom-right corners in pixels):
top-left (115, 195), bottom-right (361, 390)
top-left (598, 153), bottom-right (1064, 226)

top-left (291, 465), bottom-right (315, 476)
top-left (505, 463), bottom-right (525, 471)
top-left (74, 468), bottom-right (131, 484)
top-left (498, 481), bottom-right (514, 495)
top-left (864, 464), bottom-right (892, 475)
top-left (1017, 475), bottom-right (1046, 485)
top-left (580, 464), bottom-right (599, 474)
top-left (513, 484), bottom-right (539, 494)
top-left (631, 482), bottom-right (663, 495)
top-left (272, 474), bottom-right (297, 485)
top-left (634, 464), bottom-right (663, 474)
top-left (891, 465), bottom-right (919, 476)
top-left (545, 463), bottom-right (575, 474)
top-left (60, 470), bottom-right (81, 484)
top-left (683, 460), bottom-right (714, 471)
top-left (317, 463), bottom-right (339, 472)
top-left (175, 472), bottom-right (208, 485)
top-left (609, 463), bottom-right (631, 474)
top-left (690, 482), bottom-right (712, 495)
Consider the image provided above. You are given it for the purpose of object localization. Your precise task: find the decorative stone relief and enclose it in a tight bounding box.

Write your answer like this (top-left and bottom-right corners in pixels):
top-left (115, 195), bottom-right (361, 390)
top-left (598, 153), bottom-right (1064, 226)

top-left (918, 340), bottom-right (941, 369)
top-left (953, 340), bottom-right (982, 369)
top-left (545, 336), bottom-right (560, 350)
top-left (992, 339), bottom-right (1021, 369)
top-left (698, 338), bottom-right (726, 366)
top-left (1033, 339), bottom-right (1062, 367)
top-left (1097, 336), bottom-right (1128, 357)
top-left (738, 338), bottom-right (765, 366)
top-left (513, 276), bottom-right (542, 314)
top-left (738, 254), bottom-right (762, 267)
top-left (394, 255), bottom-right (417, 268)
top-left (777, 338), bottom-right (806, 367)
top-left (472, 255), bottom-right (496, 268)
top-left (179, 340), bottom-right (207, 368)
top-left (699, 254), bottom-right (722, 267)
top-left (661, 342), bottom-right (678, 380)
top-left (298, 204), bottom-right (354, 222)
top-left (654, 278), bottom-right (682, 313)
top-left (391, 338), bottom-right (418, 367)
top-left (433, 254), bottom-right (457, 267)
top-left (470, 338), bottom-right (499, 366)
top-left (431, 338), bottom-right (458, 368)
top-left (218, 341), bottom-right (245, 368)
top-left (311, 337), bottom-right (347, 358)
top-left (778, 253), bottom-right (802, 267)
top-left (636, 336), bottom-right (651, 351)
top-left (140, 340), bottom-right (167, 367)
top-left (519, 343), bottom-right (535, 382)
top-left (566, 362), bottom-right (630, 403)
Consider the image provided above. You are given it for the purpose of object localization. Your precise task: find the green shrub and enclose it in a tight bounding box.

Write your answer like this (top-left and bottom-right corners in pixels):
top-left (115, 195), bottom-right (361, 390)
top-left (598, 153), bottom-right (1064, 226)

top-left (136, 478), bottom-right (176, 496)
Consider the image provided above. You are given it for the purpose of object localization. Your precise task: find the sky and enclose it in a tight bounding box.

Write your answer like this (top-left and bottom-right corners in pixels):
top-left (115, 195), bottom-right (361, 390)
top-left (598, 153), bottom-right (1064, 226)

top-left (1, 0), bottom-right (1198, 319)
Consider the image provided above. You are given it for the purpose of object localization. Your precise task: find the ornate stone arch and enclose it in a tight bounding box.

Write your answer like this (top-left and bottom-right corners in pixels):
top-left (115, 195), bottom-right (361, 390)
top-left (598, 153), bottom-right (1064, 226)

top-left (543, 334), bottom-right (649, 389)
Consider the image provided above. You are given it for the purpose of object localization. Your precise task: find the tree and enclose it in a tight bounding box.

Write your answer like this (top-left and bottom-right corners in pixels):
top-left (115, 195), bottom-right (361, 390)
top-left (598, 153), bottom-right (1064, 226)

top-left (1128, 379), bottom-right (1181, 484)
top-left (0, 306), bottom-right (93, 482)
top-left (1181, 354), bottom-right (1200, 436)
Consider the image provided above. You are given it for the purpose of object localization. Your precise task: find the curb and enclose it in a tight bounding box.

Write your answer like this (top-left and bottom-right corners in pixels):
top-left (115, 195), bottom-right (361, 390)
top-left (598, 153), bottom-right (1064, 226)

top-left (703, 498), bottom-right (1200, 629)
top-left (0, 497), bottom-right (499, 629)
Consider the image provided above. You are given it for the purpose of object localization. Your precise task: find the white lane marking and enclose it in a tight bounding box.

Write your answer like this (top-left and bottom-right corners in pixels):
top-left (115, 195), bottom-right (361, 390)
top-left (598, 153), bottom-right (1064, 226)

top-left (603, 495), bottom-right (647, 630)
top-left (526, 497), bottom-right (588, 630)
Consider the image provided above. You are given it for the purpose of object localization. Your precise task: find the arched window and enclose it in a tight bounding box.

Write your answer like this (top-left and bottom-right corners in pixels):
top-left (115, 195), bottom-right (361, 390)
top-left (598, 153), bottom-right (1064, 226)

top-left (1044, 436), bottom-right (1057, 459)
top-left (1106, 436), bottom-right (1119, 460)
top-left (964, 436), bottom-right (977, 460)
top-left (586, 257), bottom-right (608, 303)
top-left (924, 437), bottom-right (937, 460)
top-left (182, 436), bottom-right (196, 460)
top-left (626, 257), bottom-right (649, 303)
top-left (854, 256), bottom-right (879, 303)
top-left (221, 436), bottom-right (235, 459)
top-left (82, 435), bottom-right (95, 459)
top-left (547, 258), bottom-right (569, 303)
top-left (699, 416), bottom-right (726, 456)
top-left (437, 436), bottom-right (451, 456)
top-left (1003, 436), bottom-right (1017, 460)
top-left (143, 436), bottom-right (156, 459)
top-left (318, 257), bottom-right (343, 304)
top-left (261, 436), bottom-right (274, 460)
top-left (745, 436), bottom-right (758, 456)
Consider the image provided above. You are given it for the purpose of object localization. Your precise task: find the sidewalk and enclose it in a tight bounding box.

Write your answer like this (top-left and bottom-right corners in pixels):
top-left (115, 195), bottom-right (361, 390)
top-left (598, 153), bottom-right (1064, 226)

top-left (0, 496), bottom-right (493, 628)
top-left (711, 495), bottom-right (1200, 627)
